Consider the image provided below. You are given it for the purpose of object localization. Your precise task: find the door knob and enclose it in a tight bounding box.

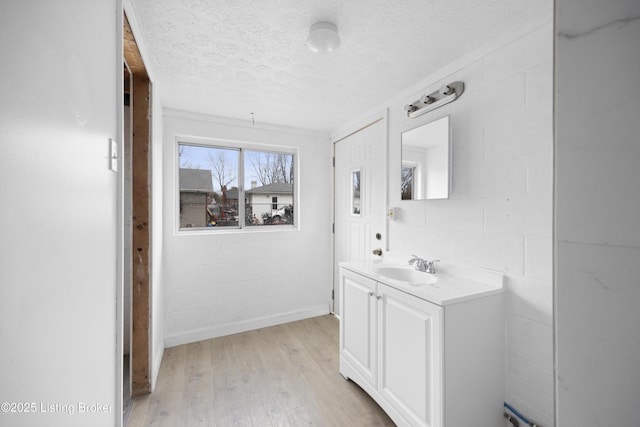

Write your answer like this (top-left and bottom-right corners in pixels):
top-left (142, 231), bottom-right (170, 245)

top-left (372, 248), bottom-right (382, 256)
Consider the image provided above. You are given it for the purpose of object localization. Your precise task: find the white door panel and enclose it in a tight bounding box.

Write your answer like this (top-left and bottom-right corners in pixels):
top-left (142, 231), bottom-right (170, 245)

top-left (339, 270), bottom-right (378, 388)
top-left (333, 118), bottom-right (386, 315)
top-left (378, 283), bottom-right (443, 427)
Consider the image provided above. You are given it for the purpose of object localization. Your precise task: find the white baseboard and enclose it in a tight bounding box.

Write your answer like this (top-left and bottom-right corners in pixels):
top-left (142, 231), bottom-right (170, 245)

top-left (164, 305), bottom-right (330, 348)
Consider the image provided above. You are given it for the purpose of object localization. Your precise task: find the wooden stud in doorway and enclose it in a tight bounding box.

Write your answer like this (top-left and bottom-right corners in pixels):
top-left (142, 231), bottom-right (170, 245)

top-left (124, 13), bottom-right (152, 398)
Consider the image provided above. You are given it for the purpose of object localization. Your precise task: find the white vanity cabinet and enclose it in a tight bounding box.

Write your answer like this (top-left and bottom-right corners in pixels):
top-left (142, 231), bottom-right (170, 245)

top-left (339, 269), bottom-right (379, 389)
top-left (339, 266), bottom-right (504, 427)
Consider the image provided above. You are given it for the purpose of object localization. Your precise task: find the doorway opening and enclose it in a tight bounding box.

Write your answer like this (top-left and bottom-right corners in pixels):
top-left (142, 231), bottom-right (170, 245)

top-left (123, 11), bottom-right (152, 425)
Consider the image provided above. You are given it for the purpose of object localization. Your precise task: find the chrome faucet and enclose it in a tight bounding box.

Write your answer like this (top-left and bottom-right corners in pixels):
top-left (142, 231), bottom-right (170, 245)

top-left (408, 256), bottom-right (439, 274)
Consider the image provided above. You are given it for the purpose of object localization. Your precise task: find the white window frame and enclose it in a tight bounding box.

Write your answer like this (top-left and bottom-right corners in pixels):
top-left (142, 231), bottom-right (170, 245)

top-left (175, 135), bottom-right (298, 234)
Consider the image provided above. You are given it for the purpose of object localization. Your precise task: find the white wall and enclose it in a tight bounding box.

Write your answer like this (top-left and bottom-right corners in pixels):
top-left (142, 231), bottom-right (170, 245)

top-left (555, 1), bottom-right (640, 425)
top-left (0, 2), bottom-right (120, 426)
top-left (162, 110), bottom-right (332, 346)
top-left (386, 24), bottom-right (555, 425)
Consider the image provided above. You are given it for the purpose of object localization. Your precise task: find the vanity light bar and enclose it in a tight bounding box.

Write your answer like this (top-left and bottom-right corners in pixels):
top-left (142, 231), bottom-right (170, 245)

top-left (404, 81), bottom-right (465, 118)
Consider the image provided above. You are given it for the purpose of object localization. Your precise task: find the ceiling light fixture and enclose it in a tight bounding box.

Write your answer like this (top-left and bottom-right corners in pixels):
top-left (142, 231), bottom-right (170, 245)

top-left (306, 21), bottom-right (341, 54)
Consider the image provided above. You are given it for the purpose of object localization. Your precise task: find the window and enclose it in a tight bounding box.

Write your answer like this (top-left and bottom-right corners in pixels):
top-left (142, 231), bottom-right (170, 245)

top-left (178, 141), bottom-right (295, 230)
top-left (401, 165), bottom-right (415, 200)
top-left (352, 170), bottom-right (361, 215)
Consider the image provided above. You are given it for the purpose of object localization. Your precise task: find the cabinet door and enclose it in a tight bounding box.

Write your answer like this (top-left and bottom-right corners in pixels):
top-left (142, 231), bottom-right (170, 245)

top-left (378, 283), bottom-right (443, 427)
top-left (340, 269), bottom-right (378, 387)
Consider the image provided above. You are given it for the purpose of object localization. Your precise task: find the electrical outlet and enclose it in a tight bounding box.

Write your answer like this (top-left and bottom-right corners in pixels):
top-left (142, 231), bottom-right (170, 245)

top-left (387, 207), bottom-right (396, 220)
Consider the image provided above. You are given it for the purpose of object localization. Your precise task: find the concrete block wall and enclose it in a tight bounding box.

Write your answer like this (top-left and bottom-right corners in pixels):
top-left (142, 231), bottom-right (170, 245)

top-left (387, 23), bottom-right (554, 425)
top-left (162, 110), bottom-right (332, 347)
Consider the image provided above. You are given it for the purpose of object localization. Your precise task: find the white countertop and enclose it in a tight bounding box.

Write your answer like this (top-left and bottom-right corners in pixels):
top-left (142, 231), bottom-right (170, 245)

top-left (340, 257), bottom-right (504, 306)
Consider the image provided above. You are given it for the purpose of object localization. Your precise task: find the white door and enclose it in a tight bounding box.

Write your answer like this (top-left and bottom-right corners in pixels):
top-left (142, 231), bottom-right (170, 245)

top-left (333, 118), bottom-right (387, 315)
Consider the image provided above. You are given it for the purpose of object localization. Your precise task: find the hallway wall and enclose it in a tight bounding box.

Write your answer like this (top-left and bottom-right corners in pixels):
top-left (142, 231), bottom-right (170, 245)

top-left (555, 0), bottom-right (640, 424)
top-left (0, 1), bottom-right (121, 426)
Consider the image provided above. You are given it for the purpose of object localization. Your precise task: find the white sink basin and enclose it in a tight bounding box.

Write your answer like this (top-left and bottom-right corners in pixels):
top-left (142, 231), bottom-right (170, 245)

top-left (374, 266), bottom-right (438, 286)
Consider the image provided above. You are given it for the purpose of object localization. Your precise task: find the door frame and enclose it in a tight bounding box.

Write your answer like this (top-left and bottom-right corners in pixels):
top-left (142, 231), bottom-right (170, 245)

top-left (121, 10), bottom-right (153, 403)
top-left (331, 111), bottom-right (389, 314)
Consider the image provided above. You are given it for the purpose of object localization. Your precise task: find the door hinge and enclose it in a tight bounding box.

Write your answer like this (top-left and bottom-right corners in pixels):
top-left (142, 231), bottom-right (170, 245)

top-left (331, 289), bottom-right (335, 300)
top-left (332, 223), bottom-right (335, 233)
top-left (332, 156), bottom-right (335, 167)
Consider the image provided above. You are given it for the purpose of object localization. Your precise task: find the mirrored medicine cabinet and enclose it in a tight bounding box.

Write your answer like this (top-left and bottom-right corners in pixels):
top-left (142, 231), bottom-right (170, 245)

top-left (401, 115), bottom-right (450, 200)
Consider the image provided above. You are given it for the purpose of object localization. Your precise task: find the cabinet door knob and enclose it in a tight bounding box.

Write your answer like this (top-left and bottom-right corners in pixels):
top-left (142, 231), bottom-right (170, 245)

top-left (376, 295), bottom-right (382, 300)
top-left (368, 291), bottom-right (375, 297)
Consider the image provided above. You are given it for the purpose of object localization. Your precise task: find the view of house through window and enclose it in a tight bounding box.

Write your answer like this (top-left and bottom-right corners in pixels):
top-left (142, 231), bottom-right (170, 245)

top-left (178, 142), bottom-right (294, 229)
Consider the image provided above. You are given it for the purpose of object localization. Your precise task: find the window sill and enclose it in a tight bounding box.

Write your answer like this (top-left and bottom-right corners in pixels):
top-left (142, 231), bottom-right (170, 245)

top-left (175, 224), bottom-right (299, 236)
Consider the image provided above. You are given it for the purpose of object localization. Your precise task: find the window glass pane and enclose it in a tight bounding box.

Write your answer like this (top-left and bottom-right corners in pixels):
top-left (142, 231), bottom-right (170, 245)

top-left (244, 150), bottom-right (294, 226)
top-left (352, 170), bottom-right (361, 214)
top-left (178, 143), bottom-right (239, 228)
top-left (401, 166), bottom-right (414, 200)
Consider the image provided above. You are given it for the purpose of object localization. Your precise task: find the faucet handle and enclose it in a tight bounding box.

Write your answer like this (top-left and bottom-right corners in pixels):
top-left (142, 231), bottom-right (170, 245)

top-left (408, 255), bottom-right (421, 265)
top-left (426, 259), bottom-right (440, 273)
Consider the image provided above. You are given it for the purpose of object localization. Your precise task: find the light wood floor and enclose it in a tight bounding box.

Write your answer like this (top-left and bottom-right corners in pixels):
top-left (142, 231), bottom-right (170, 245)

top-left (127, 315), bottom-right (395, 427)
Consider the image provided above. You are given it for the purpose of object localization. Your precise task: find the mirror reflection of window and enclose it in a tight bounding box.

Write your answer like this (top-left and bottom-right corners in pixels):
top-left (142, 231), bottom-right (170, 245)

top-left (352, 170), bottom-right (361, 215)
top-left (401, 165), bottom-right (415, 200)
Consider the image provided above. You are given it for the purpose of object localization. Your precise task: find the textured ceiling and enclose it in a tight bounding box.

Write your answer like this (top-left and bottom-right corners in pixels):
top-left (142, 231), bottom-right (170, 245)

top-left (131, 0), bottom-right (551, 132)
